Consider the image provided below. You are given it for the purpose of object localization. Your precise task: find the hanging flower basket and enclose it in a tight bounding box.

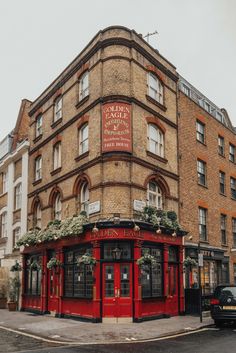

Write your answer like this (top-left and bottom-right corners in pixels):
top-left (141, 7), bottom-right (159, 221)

top-left (30, 260), bottom-right (41, 271)
top-left (137, 254), bottom-right (157, 267)
top-left (10, 261), bottom-right (22, 272)
top-left (77, 253), bottom-right (96, 267)
top-left (47, 257), bottom-right (63, 270)
top-left (183, 256), bottom-right (198, 268)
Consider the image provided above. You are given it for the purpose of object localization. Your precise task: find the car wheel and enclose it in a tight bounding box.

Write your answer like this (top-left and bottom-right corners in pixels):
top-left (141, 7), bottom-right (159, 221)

top-left (214, 320), bottom-right (223, 327)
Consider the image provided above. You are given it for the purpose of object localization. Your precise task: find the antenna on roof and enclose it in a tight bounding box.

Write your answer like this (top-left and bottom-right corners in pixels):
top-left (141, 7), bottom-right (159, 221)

top-left (143, 30), bottom-right (158, 44)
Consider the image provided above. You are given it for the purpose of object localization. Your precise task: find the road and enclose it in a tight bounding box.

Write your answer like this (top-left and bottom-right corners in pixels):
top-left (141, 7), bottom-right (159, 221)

top-left (0, 325), bottom-right (236, 353)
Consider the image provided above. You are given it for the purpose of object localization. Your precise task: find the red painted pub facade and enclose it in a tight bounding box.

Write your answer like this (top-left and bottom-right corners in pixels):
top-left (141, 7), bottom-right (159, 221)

top-left (21, 222), bottom-right (185, 322)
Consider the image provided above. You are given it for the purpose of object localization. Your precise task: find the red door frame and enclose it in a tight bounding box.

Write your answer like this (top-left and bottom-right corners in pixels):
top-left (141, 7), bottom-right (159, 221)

top-left (102, 262), bottom-right (133, 319)
top-left (167, 263), bottom-right (179, 315)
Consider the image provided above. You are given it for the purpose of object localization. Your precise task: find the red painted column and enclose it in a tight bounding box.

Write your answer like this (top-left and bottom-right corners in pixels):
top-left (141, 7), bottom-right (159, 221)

top-left (41, 250), bottom-right (48, 313)
top-left (92, 240), bottom-right (101, 321)
top-left (134, 240), bottom-right (142, 320)
top-left (179, 245), bottom-right (185, 313)
top-left (21, 254), bottom-right (27, 309)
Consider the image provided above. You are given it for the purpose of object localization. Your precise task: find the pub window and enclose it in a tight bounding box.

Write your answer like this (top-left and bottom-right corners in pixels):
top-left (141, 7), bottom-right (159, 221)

top-left (141, 246), bottom-right (163, 298)
top-left (64, 246), bottom-right (93, 298)
top-left (25, 255), bottom-right (42, 296)
top-left (168, 247), bottom-right (178, 262)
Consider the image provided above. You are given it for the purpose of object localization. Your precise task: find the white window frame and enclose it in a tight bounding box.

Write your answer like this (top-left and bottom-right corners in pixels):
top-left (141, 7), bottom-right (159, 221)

top-left (13, 227), bottom-right (21, 247)
top-left (15, 183), bottom-right (22, 210)
top-left (1, 211), bottom-right (7, 238)
top-left (147, 124), bottom-right (164, 157)
top-left (79, 124), bottom-right (89, 155)
top-left (54, 96), bottom-right (62, 122)
top-left (54, 194), bottom-right (62, 221)
top-left (2, 171), bottom-right (8, 194)
top-left (53, 142), bottom-right (61, 170)
top-left (36, 115), bottom-right (43, 137)
top-left (79, 71), bottom-right (89, 101)
top-left (147, 72), bottom-right (163, 104)
top-left (147, 181), bottom-right (163, 209)
top-left (34, 203), bottom-right (42, 229)
top-left (80, 183), bottom-right (89, 214)
top-left (35, 156), bottom-right (42, 181)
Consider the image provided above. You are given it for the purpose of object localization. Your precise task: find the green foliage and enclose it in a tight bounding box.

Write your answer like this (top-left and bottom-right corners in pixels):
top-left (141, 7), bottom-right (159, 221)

top-left (183, 256), bottom-right (198, 268)
top-left (8, 276), bottom-right (20, 302)
top-left (139, 207), bottom-right (182, 233)
top-left (137, 254), bottom-right (157, 266)
top-left (47, 257), bottom-right (63, 270)
top-left (77, 253), bottom-right (96, 267)
top-left (15, 214), bottom-right (88, 249)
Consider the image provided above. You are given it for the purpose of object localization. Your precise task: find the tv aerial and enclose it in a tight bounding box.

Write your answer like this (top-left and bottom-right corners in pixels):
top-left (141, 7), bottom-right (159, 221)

top-left (143, 30), bottom-right (158, 44)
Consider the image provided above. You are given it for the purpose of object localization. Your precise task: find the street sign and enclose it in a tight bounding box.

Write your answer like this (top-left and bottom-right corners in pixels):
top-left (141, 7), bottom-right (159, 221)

top-left (198, 253), bottom-right (203, 267)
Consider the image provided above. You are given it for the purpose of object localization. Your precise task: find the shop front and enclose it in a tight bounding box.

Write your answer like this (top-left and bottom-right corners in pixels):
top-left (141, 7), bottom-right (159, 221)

top-left (21, 223), bottom-right (184, 322)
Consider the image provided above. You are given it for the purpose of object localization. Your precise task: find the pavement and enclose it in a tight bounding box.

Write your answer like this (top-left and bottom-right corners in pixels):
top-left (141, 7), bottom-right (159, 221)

top-left (0, 310), bottom-right (213, 344)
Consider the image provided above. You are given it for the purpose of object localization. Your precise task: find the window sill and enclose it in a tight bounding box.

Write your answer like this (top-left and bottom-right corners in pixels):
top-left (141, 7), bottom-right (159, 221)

top-left (199, 240), bottom-right (209, 244)
top-left (75, 151), bottom-right (89, 162)
top-left (221, 243), bottom-right (228, 247)
top-left (219, 192), bottom-right (227, 197)
top-left (33, 134), bottom-right (43, 144)
top-left (196, 139), bottom-right (207, 147)
top-left (146, 95), bottom-right (167, 112)
top-left (198, 183), bottom-right (208, 189)
top-left (50, 167), bottom-right (62, 176)
top-left (146, 150), bottom-right (168, 164)
top-left (76, 95), bottom-right (89, 109)
top-left (13, 208), bottom-right (21, 213)
top-left (51, 118), bottom-right (62, 129)
top-left (0, 191), bottom-right (8, 197)
top-left (32, 178), bottom-right (42, 186)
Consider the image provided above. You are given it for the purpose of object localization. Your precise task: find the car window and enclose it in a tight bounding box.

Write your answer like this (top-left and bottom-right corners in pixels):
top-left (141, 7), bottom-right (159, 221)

top-left (215, 287), bottom-right (236, 298)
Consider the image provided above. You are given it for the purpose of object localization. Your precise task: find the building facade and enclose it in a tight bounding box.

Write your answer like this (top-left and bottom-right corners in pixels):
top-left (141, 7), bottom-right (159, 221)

top-left (0, 99), bottom-right (30, 270)
top-left (21, 26), bottom-right (185, 322)
top-left (179, 76), bottom-right (236, 301)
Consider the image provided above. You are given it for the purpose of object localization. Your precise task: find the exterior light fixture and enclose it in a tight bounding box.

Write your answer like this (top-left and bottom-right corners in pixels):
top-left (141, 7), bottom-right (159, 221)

top-left (172, 231), bottom-right (177, 237)
top-left (133, 219), bottom-right (140, 232)
top-left (92, 222), bottom-right (99, 233)
top-left (113, 216), bottom-right (120, 225)
top-left (156, 217), bottom-right (162, 233)
top-left (112, 246), bottom-right (122, 260)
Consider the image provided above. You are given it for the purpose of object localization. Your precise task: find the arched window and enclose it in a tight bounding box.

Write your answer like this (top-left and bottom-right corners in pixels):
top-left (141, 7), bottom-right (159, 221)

top-left (147, 124), bottom-right (164, 157)
top-left (147, 181), bottom-right (163, 209)
top-left (80, 182), bottom-right (89, 214)
top-left (33, 203), bottom-right (42, 229)
top-left (54, 193), bottom-right (62, 220)
top-left (147, 72), bottom-right (163, 104)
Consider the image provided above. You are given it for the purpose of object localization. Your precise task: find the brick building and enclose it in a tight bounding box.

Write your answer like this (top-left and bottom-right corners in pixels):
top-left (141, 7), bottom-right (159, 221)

top-left (0, 99), bottom-right (30, 269)
top-left (179, 76), bottom-right (236, 301)
top-left (20, 26), bottom-right (185, 322)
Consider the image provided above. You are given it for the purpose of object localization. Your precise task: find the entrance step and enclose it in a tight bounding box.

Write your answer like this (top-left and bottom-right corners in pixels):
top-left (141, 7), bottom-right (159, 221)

top-left (103, 317), bottom-right (132, 323)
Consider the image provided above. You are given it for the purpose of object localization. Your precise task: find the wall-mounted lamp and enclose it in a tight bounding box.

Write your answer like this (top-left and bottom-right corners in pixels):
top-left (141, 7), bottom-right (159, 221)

top-left (112, 246), bottom-right (122, 260)
top-left (133, 220), bottom-right (140, 232)
top-left (92, 221), bottom-right (99, 233)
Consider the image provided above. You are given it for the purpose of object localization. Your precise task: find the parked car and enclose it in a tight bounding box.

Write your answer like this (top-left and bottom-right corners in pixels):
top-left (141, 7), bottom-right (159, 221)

top-left (210, 285), bottom-right (236, 326)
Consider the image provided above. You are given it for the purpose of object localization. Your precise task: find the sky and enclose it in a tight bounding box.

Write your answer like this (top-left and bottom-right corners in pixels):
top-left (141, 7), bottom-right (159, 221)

top-left (0, 0), bottom-right (235, 140)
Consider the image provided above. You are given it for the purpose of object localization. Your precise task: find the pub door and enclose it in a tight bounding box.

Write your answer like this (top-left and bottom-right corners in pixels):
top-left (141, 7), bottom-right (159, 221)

top-left (102, 263), bottom-right (133, 322)
top-left (167, 263), bottom-right (179, 315)
top-left (47, 252), bottom-right (59, 313)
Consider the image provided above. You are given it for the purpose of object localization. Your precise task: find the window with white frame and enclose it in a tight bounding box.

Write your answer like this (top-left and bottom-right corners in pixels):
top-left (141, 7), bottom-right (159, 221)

top-left (233, 218), bottom-right (236, 248)
top-left (218, 135), bottom-right (225, 156)
top-left (35, 156), bottom-right (42, 181)
top-left (80, 183), bottom-right (89, 214)
top-left (229, 144), bottom-right (235, 163)
top-left (15, 183), bottom-right (22, 210)
top-left (13, 227), bottom-right (21, 248)
top-left (197, 159), bottom-right (206, 186)
top-left (35, 114), bottom-right (43, 137)
top-left (182, 84), bottom-right (190, 97)
top-left (147, 72), bottom-right (163, 104)
top-left (147, 124), bottom-right (164, 157)
top-left (34, 203), bottom-right (42, 229)
top-left (54, 194), bottom-right (62, 221)
top-left (2, 171), bottom-right (8, 194)
top-left (79, 124), bottom-right (89, 155)
top-left (196, 120), bottom-right (205, 144)
top-left (221, 214), bottom-right (227, 245)
top-left (230, 177), bottom-right (236, 199)
top-left (54, 96), bottom-right (62, 122)
top-left (147, 181), bottom-right (163, 209)
top-left (79, 71), bottom-right (89, 101)
top-left (0, 211), bottom-right (7, 238)
top-left (53, 142), bottom-right (61, 170)
top-left (199, 207), bottom-right (207, 241)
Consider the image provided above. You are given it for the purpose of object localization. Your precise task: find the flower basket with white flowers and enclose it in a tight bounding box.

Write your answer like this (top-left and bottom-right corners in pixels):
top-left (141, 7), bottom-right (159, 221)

top-left (47, 257), bottom-right (63, 270)
top-left (183, 256), bottom-right (198, 268)
top-left (77, 253), bottom-right (96, 267)
top-left (137, 254), bottom-right (157, 267)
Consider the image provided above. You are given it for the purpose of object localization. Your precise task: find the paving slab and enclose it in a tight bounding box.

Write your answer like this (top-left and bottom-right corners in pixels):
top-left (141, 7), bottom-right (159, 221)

top-left (0, 310), bottom-right (213, 344)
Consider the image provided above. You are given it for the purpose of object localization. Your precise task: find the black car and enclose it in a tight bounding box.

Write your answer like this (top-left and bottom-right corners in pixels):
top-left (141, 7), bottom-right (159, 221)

top-left (210, 285), bottom-right (236, 326)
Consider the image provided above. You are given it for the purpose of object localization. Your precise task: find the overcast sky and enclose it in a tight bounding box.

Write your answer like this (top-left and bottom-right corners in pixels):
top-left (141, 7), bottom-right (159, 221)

top-left (0, 0), bottom-right (235, 140)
